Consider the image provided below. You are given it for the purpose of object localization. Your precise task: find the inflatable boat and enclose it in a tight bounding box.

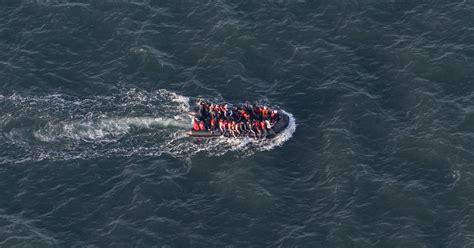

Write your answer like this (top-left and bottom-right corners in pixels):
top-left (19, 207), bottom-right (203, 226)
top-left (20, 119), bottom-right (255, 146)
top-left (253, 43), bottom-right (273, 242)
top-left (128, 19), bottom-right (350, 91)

top-left (187, 110), bottom-right (290, 138)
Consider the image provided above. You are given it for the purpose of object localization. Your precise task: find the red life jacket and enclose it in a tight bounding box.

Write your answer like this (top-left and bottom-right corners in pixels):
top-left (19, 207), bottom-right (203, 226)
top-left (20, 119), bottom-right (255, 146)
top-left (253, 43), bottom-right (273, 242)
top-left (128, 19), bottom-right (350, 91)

top-left (253, 121), bottom-right (260, 130)
top-left (193, 120), bottom-right (200, 131)
top-left (199, 121), bottom-right (205, 131)
top-left (260, 121), bottom-right (266, 130)
top-left (210, 118), bottom-right (216, 128)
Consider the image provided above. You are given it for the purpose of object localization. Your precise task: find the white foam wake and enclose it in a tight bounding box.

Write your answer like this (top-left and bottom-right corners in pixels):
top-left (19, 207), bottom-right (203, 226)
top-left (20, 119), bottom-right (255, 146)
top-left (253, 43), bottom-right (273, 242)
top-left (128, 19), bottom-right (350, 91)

top-left (33, 117), bottom-right (191, 142)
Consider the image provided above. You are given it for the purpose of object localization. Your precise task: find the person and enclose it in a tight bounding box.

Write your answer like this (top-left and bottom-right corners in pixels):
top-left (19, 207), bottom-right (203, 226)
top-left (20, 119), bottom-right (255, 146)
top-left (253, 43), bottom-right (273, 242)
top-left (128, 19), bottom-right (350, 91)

top-left (210, 117), bottom-right (216, 132)
top-left (232, 120), bottom-right (240, 137)
top-left (227, 121), bottom-right (235, 138)
top-left (199, 101), bottom-right (210, 119)
top-left (265, 120), bottom-right (276, 136)
top-left (260, 120), bottom-right (268, 137)
top-left (262, 106), bottom-right (271, 119)
top-left (255, 105), bottom-right (264, 121)
top-left (199, 120), bottom-right (206, 131)
top-left (219, 119), bottom-right (226, 134)
top-left (253, 119), bottom-right (262, 138)
top-left (270, 110), bottom-right (279, 123)
top-left (239, 108), bottom-right (250, 122)
top-left (251, 104), bottom-right (260, 120)
top-left (247, 120), bottom-right (256, 137)
top-left (204, 116), bottom-right (211, 130)
top-left (224, 104), bottom-right (233, 119)
top-left (209, 104), bottom-right (216, 119)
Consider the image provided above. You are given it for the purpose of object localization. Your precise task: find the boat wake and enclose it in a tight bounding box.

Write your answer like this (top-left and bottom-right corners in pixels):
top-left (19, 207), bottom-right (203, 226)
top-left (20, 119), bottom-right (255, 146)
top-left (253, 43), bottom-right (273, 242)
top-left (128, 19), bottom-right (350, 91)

top-left (0, 88), bottom-right (296, 164)
top-left (33, 117), bottom-right (191, 143)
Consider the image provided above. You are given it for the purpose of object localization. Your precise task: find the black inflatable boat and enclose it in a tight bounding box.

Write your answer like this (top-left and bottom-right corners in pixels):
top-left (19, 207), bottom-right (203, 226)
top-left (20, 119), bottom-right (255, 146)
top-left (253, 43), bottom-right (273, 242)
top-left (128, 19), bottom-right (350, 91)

top-left (187, 111), bottom-right (290, 138)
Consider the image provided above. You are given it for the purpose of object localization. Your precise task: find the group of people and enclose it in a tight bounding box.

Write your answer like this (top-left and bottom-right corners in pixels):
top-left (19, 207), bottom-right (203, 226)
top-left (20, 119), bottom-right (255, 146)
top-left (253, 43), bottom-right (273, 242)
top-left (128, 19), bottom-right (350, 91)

top-left (192, 101), bottom-right (281, 138)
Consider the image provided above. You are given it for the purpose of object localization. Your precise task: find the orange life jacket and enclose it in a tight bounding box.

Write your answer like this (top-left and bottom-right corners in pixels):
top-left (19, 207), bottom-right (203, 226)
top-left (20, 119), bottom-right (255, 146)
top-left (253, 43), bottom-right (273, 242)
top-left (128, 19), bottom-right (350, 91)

top-left (253, 121), bottom-right (260, 130)
top-left (262, 109), bottom-right (270, 118)
top-left (199, 121), bottom-right (205, 131)
top-left (210, 118), bottom-right (216, 128)
top-left (193, 120), bottom-right (200, 131)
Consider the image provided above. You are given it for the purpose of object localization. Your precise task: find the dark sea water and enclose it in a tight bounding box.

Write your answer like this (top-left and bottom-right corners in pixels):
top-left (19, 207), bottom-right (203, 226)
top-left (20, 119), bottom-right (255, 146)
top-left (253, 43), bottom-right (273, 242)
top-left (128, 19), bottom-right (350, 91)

top-left (1, 0), bottom-right (474, 247)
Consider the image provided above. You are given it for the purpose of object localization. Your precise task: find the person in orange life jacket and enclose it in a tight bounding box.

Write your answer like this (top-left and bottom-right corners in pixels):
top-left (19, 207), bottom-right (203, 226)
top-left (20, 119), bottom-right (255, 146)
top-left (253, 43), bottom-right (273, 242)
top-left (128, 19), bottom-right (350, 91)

top-left (239, 108), bottom-right (250, 121)
top-left (232, 120), bottom-right (240, 137)
top-left (247, 120), bottom-right (256, 136)
top-left (270, 110), bottom-right (279, 123)
top-left (227, 121), bottom-right (235, 138)
top-left (210, 117), bottom-right (216, 133)
top-left (219, 119), bottom-right (225, 134)
top-left (213, 104), bottom-right (222, 120)
top-left (262, 106), bottom-right (271, 119)
top-left (260, 120), bottom-right (268, 137)
top-left (253, 119), bottom-right (262, 138)
top-left (236, 121), bottom-right (242, 136)
top-left (234, 108), bottom-right (242, 122)
top-left (218, 104), bottom-right (225, 114)
top-left (250, 104), bottom-right (259, 120)
top-left (209, 104), bottom-right (216, 119)
top-left (192, 118), bottom-right (200, 131)
top-left (199, 120), bottom-right (206, 131)
top-left (253, 103), bottom-right (261, 114)
top-left (243, 111), bottom-right (251, 121)
top-left (224, 120), bottom-right (232, 137)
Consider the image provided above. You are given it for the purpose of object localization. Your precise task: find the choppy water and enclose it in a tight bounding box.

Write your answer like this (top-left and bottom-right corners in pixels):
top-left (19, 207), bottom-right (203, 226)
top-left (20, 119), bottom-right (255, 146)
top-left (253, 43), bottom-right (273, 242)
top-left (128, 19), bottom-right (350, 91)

top-left (1, 0), bottom-right (474, 247)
